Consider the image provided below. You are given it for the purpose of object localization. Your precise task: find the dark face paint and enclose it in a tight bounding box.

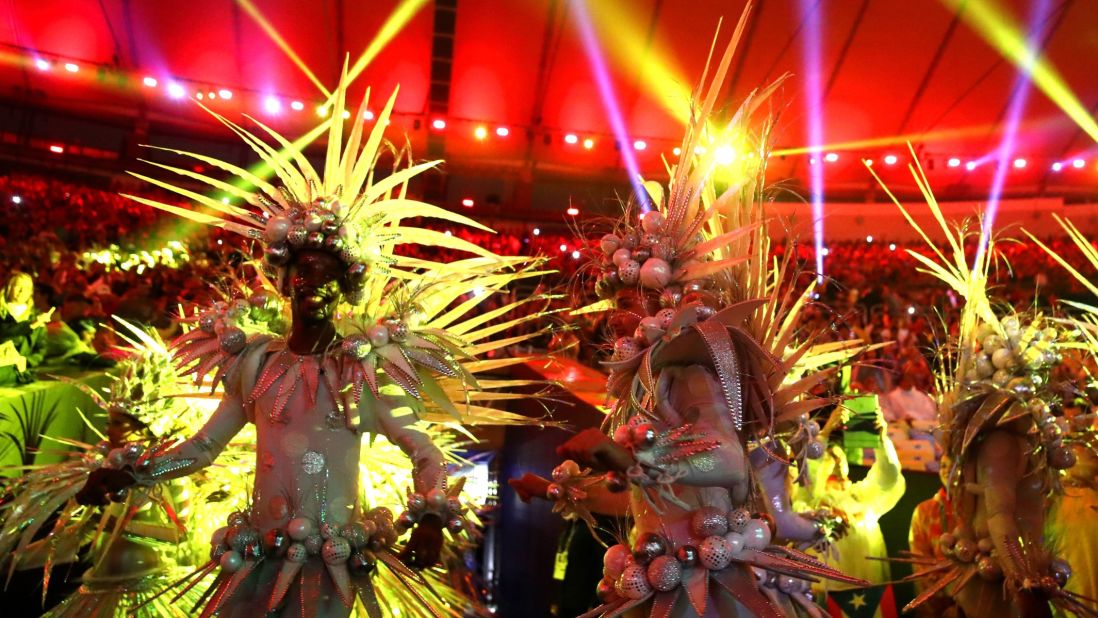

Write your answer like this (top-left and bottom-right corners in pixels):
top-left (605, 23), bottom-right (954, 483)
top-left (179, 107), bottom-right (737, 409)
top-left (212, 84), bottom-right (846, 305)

top-left (288, 250), bottom-right (344, 325)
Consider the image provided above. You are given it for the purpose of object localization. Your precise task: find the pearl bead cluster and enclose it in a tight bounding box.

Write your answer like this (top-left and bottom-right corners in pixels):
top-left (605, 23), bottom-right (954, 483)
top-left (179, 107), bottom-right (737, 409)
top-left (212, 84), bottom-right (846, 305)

top-left (340, 317), bottom-right (410, 360)
top-left (596, 507), bottom-right (777, 601)
top-left (210, 508), bottom-right (398, 575)
top-left (963, 316), bottom-right (1076, 469)
top-left (396, 488), bottom-right (467, 535)
top-left (197, 292), bottom-right (286, 354)
top-left (261, 199), bottom-right (367, 303)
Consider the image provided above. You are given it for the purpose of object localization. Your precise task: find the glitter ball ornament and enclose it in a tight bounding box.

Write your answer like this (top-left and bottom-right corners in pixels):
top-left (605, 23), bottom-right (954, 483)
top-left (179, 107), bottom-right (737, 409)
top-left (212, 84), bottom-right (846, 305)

top-left (640, 211), bottom-right (665, 234)
top-left (601, 234), bottom-right (622, 255)
top-left (322, 537), bottom-right (351, 564)
top-left (287, 543), bottom-right (308, 563)
top-left (691, 506), bottom-right (729, 538)
top-left (265, 215), bottom-right (292, 242)
top-left (953, 538), bottom-right (976, 562)
top-left (646, 555), bottom-right (682, 591)
top-left (632, 532), bottom-right (668, 565)
top-left (619, 260), bottom-right (641, 285)
top-left (612, 248), bottom-right (633, 268)
top-left (976, 556), bottom-right (1002, 580)
top-left (287, 225), bottom-right (308, 246)
top-left (603, 544), bottom-right (632, 580)
top-left (726, 508), bottom-right (751, 532)
top-left (699, 535), bottom-right (733, 570)
top-left (619, 564), bottom-right (653, 600)
top-left (613, 337), bottom-right (642, 361)
top-left (723, 531), bottom-right (746, 555)
top-left (741, 519), bottom-right (771, 550)
top-left (341, 335), bottom-right (370, 360)
top-left (219, 550), bottom-right (244, 573)
top-left (366, 324), bottom-right (390, 347)
top-left (287, 517), bottom-right (315, 541)
top-left (639, 258), bottom-right (672, 289)
top-left (219, 327), bottom-right (247, 354)
top-left (805, 440), bottom-right (825, 459)
top-left (675, 545), bottom-right (699, 567)
top-left (655, 308), bottom-right (677, 330)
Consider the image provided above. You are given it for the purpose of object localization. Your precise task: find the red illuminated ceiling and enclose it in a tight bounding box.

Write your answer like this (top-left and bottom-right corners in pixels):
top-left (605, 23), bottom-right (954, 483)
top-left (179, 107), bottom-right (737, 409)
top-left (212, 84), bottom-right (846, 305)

top-left (1, 0), bottom-right (1096, 200)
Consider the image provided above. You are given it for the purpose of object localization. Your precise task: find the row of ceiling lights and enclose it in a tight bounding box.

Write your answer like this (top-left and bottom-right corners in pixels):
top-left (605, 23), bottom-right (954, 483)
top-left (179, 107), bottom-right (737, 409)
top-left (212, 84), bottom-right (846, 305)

top-left (28, 54), bottom-right (1095, 172)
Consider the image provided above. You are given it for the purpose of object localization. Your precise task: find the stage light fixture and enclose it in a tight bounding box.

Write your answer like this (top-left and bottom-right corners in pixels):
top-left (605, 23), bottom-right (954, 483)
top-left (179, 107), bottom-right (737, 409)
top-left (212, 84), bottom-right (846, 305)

top-left (559, 243), bottom-right (568, 252)
top-left (532, 227), bottom-right (541, 236)
top-left (889, 243), bottom-right (897, 251)
top-left (824, 152), bottom-right (839, 163)
top-left (715, 145), bottom-right (736, 165)
top-left (633, 140), bottom-right (646, 151)
top-left (63, 62), bottom-right (78, 73)
top-left (196, 92), bottom-right (204, 100)
top-left (694, 146), bottom-right (706, 155)
top-left (864, 158), bottom-right (874, 166)
top-left (341, 110), bottom-right (350, 119)
top-left (316, 105), bottom-right (329, 117)
top-left (474, 126), bottom-right (488, 140)
top-left (564, 133), bottom-right (578, 145)
top-left (167, 82), bottom-right (186, 99)
top-left (809, 157), bottom-right (817, 165)
top-left (673, 147), bottom-right (682, 156)
top-left (290, 100), bottom-right (304, 111)
top-left (143, 76), bottom-right (158, 88)
top-left (11, 196), bottom-right (21, 204)
top-left (208, 91), bottom-right (217, 100)
top-left (883, 154), bottom-right (898, 165)
top-left (965, 161), bottom-right (977, 171)
top-left (571, 250), bottom-right (581, 259)
top-left (49, 145), bottom-right (64, 154)
top-left (431, 118), bottom-right (446, 130)
top-left (583, 138), bottom-right (595, 150)
top-left (866, 235), bottom-right (873, 243)
top-left (566, 207), bottom-right (579, 216)
top-left (363, 110), bottom-right (375, 120)
top-left (947, 157), bottom-right (961, 167)
top-left (1072, 158), bottom-right (1085, 169)
top-left (34, 58), bottom-right (50, 71)
top-left (218, 89), bottom-right (233, 100)
top-left (461, 198), bottom-right (474, 208)
top-left (1051, 162), bottom-right (1063, 171)
top-left (264, 96), bottom-right (282, 114)
top-left (496, 126), bottom-right (510, 137)
top-left (1012, 158), bottom-right (1027, 169)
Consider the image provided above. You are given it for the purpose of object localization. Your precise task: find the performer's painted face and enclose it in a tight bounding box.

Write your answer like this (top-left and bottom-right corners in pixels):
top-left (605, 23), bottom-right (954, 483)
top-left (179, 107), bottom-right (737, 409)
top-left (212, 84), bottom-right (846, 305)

top-left (288, 250), bottom-right (344, 324)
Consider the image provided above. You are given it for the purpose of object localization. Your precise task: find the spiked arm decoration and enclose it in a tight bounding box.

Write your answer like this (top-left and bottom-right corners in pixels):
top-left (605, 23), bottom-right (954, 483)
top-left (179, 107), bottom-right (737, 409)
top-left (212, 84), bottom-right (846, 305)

top-left (0, 319), bottom-right (247, 611)
top-left (865, 147), bottom-right (1096, 617)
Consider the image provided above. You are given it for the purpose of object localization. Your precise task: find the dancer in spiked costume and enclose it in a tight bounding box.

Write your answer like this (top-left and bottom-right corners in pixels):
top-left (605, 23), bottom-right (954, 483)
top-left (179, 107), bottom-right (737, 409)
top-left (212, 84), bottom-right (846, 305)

top-left (511, 8), bottom-right (871, 617)
top-left (74, 71), bottom-right (553, 618)
top-left (865, 152), bottom-right (1098, 617)
top-left (0, 320), bottom-right (247, 617)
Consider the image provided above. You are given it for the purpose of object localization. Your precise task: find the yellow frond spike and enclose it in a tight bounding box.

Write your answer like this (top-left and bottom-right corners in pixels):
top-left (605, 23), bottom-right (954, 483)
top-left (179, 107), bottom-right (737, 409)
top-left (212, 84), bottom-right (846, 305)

top-left (126, 172), bottom-right (256, 224)
top-left (341, 86), bottom-right (372, 187)
top-left (325, 57), bottom-right (350, 195)
top-left (240, 114), bottom-right (324, 195)
top-left (141, 145), bottom-right (283, 212)
top-left (347, 88), bottom-right (400, 205)
top-left (136, 159), bottom-right (263, 211)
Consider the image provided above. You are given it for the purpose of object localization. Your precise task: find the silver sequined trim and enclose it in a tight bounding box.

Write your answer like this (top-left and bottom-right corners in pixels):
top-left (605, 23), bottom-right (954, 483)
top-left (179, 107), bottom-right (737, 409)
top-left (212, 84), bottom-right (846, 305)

top-left (302, 450), bottom-right (326, 475)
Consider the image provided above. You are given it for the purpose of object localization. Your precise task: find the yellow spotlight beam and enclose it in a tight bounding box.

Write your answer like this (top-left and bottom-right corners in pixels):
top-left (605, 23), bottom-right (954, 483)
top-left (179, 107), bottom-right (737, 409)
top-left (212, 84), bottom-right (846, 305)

top-left (772, 117), bottom-right (1061, 156)
top-left (316, 0), bottom-right (430, 112)
top-left (583, 0), bottom-right (693, 123)
top-left (347, 0), bottom-right (430, 85)
top-left (943, 0), bottom-right (1098, 143)
top-left (235, 0), bottom-right (331, 98)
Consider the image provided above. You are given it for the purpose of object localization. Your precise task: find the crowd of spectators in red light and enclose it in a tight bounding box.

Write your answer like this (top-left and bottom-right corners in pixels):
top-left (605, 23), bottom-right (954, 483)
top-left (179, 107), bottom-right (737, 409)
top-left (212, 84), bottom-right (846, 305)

top-left (1, 171), bottom-right (1093, 400)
